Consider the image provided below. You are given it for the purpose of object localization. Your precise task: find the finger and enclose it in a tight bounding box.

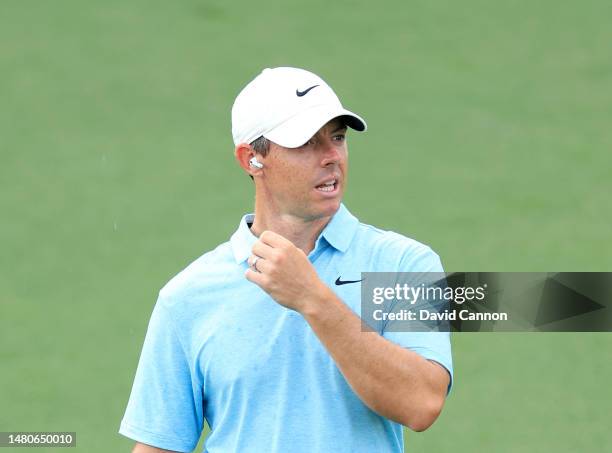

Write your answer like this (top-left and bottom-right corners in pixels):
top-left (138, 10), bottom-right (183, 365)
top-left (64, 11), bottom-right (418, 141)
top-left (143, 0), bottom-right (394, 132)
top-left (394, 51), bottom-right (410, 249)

top-left (247, 255), bottom-right (270, 274)
top-left (245, 267), bottom-right (268, 287)
top-left (252, 240), bottom-right (275, 259)
top-left (254, 256), bottom-right (273, 273)
top-left (259, 230), bottom-right (293, 248)
top-left (247, 254), bottom-right (260, 268)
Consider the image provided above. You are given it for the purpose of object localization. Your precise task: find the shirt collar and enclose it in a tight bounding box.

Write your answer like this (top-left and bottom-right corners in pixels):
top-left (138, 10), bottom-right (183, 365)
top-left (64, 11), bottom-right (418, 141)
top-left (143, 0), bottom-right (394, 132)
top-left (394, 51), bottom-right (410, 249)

top-left (318, 203), bottom-right (359, 253)
top-left (230, 213), bottom-right (258, 264)
top-left (229, 203), bottom-right (359, 264)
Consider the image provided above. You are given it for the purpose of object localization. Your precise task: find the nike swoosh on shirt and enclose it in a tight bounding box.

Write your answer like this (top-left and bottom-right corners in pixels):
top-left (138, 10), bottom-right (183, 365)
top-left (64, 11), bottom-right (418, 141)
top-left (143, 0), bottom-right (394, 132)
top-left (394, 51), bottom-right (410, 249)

top-left (335, 277), bottom-right (363, 286)
top-left (296, 85), bottom-right (319, 97)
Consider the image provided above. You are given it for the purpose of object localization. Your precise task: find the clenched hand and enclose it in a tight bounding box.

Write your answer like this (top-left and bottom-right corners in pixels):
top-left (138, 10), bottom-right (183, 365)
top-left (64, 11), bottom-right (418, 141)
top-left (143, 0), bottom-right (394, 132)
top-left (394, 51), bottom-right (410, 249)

top-left (246, 230), bottom-right (329, 313)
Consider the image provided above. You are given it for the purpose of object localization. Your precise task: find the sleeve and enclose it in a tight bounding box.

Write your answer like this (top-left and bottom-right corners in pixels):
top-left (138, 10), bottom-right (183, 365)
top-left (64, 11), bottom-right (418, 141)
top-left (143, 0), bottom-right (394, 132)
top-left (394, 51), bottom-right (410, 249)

top-left (381, 246), bottom-right (454, 393)
top-left (119, 293), bottom-right (204, 452)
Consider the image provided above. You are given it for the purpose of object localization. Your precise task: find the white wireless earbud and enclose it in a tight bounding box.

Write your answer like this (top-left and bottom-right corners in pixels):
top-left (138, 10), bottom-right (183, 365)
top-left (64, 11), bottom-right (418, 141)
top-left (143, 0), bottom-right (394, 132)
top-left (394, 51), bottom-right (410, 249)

top-left (249, 157), bottom-right (264, 169)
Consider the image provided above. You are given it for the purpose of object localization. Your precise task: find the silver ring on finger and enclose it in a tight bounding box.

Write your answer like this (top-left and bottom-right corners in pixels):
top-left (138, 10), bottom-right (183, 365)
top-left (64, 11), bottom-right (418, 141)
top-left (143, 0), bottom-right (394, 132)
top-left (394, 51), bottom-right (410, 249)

top-left (251, 256), bottom-right (261, 272)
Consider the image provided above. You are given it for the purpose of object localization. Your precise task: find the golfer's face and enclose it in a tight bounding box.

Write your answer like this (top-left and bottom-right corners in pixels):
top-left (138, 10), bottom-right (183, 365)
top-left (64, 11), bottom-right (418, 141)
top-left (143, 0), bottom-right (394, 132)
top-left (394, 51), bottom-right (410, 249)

top-left (264, 118), bottom-right (348, 220)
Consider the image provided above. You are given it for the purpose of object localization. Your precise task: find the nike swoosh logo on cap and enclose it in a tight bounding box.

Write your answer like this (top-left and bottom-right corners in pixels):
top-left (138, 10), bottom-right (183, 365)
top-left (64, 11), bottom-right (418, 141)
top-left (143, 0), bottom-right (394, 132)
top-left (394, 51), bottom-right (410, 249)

top-left (296, 85), bottom-right (319, 97)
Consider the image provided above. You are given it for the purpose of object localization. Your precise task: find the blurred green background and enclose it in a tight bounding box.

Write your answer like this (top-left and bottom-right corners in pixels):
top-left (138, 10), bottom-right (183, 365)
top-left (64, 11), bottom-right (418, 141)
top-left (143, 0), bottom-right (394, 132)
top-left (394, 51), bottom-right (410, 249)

top-left (1, 0), bottom-right (611, 452)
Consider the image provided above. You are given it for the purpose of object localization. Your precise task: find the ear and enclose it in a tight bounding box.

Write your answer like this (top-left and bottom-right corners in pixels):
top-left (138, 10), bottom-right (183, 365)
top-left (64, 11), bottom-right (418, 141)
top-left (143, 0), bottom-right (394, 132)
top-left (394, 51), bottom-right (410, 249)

top-left (235, 143), bottom-right (264, 177)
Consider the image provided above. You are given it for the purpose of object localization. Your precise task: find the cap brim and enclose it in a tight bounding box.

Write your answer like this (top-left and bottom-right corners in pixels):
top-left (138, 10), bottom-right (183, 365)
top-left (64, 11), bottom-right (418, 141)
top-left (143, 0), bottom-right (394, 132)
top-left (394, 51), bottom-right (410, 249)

top-left (263, 105), bottom-right (367, 149)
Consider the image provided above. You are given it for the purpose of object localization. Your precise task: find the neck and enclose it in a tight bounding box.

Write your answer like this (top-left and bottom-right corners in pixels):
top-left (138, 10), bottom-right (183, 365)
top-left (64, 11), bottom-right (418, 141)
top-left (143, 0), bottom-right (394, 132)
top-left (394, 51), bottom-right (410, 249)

top-left (250, 201), bottom-right (334, 255)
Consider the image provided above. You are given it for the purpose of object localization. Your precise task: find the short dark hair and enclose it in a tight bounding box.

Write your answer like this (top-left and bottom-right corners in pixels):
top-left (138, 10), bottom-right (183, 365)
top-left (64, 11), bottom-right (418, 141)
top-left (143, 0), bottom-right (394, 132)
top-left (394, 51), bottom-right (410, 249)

top-left (247, 136), bottom-right (270, 180)
top-left (250, 136), bottom-right (270, 156)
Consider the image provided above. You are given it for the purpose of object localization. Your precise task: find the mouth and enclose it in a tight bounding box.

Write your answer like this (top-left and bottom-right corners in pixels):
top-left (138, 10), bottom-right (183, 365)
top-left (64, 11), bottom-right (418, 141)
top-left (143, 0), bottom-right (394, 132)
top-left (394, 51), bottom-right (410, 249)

top-left (315, 177), bottom-right (339, 194)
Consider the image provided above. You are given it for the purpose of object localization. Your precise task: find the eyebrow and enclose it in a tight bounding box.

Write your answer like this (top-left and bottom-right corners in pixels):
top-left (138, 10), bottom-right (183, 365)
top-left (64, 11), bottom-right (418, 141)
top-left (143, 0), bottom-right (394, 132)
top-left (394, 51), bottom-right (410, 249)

top-left (309, 124), bottom-right (347, 143)
top-left (330, 125), bottom-right (348, 134)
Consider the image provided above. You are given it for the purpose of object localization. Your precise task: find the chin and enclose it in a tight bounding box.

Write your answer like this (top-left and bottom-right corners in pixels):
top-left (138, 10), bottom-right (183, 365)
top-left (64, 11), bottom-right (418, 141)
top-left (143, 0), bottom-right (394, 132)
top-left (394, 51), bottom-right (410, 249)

top-left (314, 198), bottom-right (342, 219)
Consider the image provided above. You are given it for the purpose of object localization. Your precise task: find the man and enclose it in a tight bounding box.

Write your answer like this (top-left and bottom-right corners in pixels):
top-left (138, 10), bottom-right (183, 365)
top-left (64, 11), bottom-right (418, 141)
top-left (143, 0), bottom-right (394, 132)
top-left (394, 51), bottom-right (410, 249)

top-left (120, 67), bottom-right (453, 453)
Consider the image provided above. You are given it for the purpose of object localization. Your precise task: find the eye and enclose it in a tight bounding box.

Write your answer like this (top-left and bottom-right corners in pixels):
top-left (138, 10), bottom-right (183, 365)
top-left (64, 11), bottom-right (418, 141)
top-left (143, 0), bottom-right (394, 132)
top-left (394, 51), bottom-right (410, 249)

top-left (299, 138), bottom-right (316, 149)
top-left (333, 134), bottom-right (346, 142)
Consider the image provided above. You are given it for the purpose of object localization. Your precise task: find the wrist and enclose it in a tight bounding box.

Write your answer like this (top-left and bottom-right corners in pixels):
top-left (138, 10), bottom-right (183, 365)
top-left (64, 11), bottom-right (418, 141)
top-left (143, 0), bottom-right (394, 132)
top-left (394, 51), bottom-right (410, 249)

top-left (299, 283), bottom-right (333, 318)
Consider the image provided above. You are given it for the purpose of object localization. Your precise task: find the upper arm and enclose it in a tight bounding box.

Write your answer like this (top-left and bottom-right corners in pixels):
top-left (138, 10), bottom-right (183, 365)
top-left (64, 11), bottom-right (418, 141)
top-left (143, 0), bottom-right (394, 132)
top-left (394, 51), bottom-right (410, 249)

top-left (382, 242), bottom-right (454, 392)
top-left (428, 359), bottom-right (451, 397)
top-left (133, 442), bottom-right (179, 453)
top-left (119, 295), bottom-right (204, 452)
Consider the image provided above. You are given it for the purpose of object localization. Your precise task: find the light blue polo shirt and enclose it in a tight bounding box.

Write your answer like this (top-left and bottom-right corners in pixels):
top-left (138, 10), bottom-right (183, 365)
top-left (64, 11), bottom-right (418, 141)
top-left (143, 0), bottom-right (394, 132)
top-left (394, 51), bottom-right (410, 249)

top-left (119, 204), bottom-right (453, 453)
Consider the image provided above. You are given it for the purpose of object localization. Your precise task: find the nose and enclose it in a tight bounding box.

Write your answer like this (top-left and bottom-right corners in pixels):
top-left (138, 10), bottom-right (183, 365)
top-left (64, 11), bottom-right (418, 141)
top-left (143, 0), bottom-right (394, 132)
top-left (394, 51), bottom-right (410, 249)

top-left (320, 139), bottom-right (342, 167)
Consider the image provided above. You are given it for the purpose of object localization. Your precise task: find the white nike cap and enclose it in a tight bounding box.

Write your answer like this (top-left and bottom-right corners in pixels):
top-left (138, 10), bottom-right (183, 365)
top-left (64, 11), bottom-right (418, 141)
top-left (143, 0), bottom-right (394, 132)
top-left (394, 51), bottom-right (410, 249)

top-left (231, 67), bottom-right (367, 148)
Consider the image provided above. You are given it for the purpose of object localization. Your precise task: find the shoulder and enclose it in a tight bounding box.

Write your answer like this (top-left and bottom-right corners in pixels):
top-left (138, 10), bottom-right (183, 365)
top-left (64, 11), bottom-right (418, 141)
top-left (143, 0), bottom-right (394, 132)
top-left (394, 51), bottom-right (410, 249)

top-left (352, 222), bottom-right (443, 272)
top-left (157, 240), bottom-right (237, 309)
